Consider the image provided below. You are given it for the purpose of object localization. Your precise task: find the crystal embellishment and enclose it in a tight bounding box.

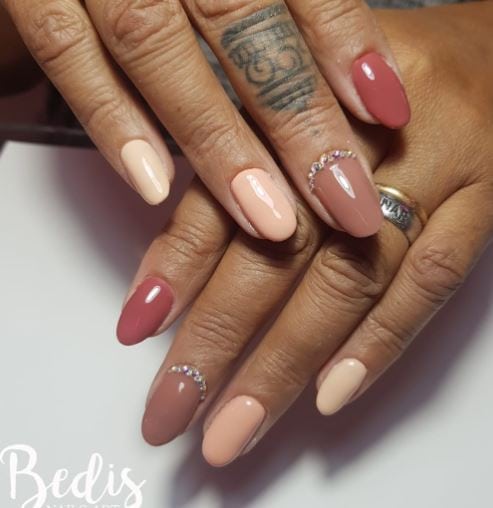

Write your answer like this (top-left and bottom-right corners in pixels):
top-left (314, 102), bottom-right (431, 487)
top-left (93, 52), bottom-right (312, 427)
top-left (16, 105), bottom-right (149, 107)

top-left (167, 364), bottom-right (208, 400)
top-left (308, 150), bottom-right (356, 191)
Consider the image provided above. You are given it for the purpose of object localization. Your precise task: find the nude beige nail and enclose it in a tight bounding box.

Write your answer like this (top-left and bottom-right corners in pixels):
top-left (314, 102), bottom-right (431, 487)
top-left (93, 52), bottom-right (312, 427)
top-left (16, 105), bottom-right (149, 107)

top-left (202, 396), bottom-right (265, 467)
top-left (316, 359), bottom-right (367, 415)
top-left (121, 140), bottom-right (170, 205)
top-left (231, 169), bottom-right (297, 242)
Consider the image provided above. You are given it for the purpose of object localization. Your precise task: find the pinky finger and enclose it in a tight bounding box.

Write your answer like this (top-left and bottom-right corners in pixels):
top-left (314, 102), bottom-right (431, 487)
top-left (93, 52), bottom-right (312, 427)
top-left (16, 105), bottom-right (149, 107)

top-left (4, 0), bottom-right (174, 204)
top-left (316, 184), bottom-right (493, 415)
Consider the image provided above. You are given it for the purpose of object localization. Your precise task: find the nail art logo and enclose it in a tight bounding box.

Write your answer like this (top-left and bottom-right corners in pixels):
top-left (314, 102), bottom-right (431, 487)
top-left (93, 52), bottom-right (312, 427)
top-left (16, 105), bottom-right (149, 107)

top-left (0, 444), bottom-right (146, 508)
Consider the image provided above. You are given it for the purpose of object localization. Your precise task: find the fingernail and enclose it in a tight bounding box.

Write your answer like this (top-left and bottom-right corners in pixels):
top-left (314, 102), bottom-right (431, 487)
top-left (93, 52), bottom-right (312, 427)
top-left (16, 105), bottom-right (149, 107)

top-left (231, 169), bottom-right (297, 242)
top-left (202, 396), bottom-right (265, 467)
top-left (121, 140), bottom-right (171, 205)
top-left (352, 52), bottom-right (411, 129)
top-left (117, 277), bottom-right (173, 346)
top-left (142, 365), bottom-right (207, 446)
top-left (309, 150), bottom-right (383, 237)
top-left (316, 359), bottom-right (367, 415)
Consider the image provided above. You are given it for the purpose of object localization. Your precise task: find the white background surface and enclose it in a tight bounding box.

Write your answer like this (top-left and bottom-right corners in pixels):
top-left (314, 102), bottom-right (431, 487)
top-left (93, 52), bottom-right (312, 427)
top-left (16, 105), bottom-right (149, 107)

top-left (0, 141), bottom-right (492, 508)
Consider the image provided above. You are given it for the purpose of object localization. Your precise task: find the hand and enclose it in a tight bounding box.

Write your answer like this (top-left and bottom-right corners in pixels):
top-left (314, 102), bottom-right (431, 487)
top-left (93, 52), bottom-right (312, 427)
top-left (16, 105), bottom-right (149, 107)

top-left (118, 2), bottom-right (493, 466)
top-left (1, 0), bottom-right (409, 239)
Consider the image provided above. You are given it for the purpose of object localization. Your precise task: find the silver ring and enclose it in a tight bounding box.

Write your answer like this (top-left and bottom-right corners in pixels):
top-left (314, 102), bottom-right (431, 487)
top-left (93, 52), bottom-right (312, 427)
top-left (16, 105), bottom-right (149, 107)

top-left (377, 184), bottom-right (428, 245)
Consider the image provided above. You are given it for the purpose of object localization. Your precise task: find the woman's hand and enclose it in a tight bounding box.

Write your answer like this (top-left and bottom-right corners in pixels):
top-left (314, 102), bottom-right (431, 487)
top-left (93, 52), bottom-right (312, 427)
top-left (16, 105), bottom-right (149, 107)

top-left (114, 2), bottom-right (493, 466)
top-left (1, 0), bottom-right (409, 240)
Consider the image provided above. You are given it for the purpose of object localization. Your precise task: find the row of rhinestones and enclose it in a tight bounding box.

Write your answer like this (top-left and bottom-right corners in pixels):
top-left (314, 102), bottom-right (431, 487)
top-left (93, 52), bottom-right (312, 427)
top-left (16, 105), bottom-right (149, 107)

top-left (308, 150), bottom-right (356, 191)
top-left (168, 364), bottom-right (207, 400)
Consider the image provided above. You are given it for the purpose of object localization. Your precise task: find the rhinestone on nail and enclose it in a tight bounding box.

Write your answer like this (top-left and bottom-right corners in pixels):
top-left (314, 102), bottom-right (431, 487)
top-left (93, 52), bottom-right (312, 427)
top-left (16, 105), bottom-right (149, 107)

top-left (308, 149), bottom-right (356, 191)
top-left (167, 364), bottom-right (208, 401)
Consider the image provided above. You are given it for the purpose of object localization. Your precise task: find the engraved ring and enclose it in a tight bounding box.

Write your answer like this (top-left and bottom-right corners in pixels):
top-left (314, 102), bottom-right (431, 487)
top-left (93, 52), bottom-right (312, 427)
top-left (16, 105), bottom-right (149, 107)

top-left (376, 184), bottom-right (428, 245)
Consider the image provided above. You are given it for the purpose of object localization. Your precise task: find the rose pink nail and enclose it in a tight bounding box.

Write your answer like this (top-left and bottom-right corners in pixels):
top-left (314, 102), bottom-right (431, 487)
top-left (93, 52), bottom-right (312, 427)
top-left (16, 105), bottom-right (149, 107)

top-left (309, 150), bottom-right (383, 237)
top-left (352, 52), bottom-right (411, 129)
top-left (117, 277), bottom-right (173, 346)
top-left (142, 365), bottom-right (206, 446)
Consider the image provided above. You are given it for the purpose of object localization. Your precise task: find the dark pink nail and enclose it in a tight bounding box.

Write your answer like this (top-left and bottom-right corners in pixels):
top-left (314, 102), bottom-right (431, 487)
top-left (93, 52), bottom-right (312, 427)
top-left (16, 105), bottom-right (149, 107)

top-left (352, 52), bottom-right (411, 129)
top-left (117, 277), bottom-right (173, 346)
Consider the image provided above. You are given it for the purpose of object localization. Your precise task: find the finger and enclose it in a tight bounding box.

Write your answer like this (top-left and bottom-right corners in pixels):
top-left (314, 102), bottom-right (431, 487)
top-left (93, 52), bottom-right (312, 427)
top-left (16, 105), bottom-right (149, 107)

top-left (200, 144), bottom-right (468, 466)
top-left (142, 201), bottom-right (324, 445)
top-left (85, 1), bottom-right (298, 242)
top-left (315, 184), bottom-right (493, 414)
top-left (287, 0), bottom-right (410, 128)
top-left (4, 0), bottom-right (174, 205)
top-left (181, 1), bottom-right (384, 237)
top-left (116, 179), bottom-right (235, 346)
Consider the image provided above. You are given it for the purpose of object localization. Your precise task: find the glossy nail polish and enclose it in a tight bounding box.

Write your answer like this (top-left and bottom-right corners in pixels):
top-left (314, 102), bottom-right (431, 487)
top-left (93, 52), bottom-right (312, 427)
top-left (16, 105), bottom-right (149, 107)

top-left (231, 169), bottom-right (297, 242)
top-left (121, 140), bottom-right (171, 205)
top-left (352, 52), bottom-right (411, 129)
top-left (142, 365), bottom-right (205, 446)
top-left (202, 396), bottom-right (265, 467)
top-left (310, 150), bottom-right (383, 237)
top-left (117, 277), bottom-right (173, 346)
top-left (316, 358), bottom-right (367, 415)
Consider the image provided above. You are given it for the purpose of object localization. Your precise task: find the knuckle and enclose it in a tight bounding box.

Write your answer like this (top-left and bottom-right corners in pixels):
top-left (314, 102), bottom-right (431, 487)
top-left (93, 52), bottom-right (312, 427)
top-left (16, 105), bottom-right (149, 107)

top-left (309, 243), bottom-right (386, 312)
top-left (182, 106), bottom-right (242, 159)
top-left (188, 0), bottom-right (253, 24)
top-left (406, 241), bottom-right (467, 305)
top-left (364, 314), bottom-right (410, 357)
top-left (158, 213), bottom-right (226, 265)
top-left (103, 0), bottom-right (186, 54)
top-left (25, 2), bottom-right (89, 68)
top-left (254, 345), bottom-right (308, 394)
top-left (399, 41), bottom-right (436, 86)
top-left (306, 0), bottom-right (365, 39)
top-left (81, 85), bottom-right (128, 131)
top-left (186, 307), bottom-right (242, 363)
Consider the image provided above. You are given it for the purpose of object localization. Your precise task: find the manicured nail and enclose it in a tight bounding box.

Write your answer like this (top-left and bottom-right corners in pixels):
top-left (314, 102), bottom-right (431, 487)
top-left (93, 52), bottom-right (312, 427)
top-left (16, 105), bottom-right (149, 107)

top-left (309, 150), bottom-right (383, 237)
top-left (352, 52), bottom-right (411, 129)
top-left (121, 139), bottom-right (171, 205)
top-left (231, 169), bottom-right (297, 242)
top-left (316, 359), bottom-right (367, 415)
top-left (117, 277), bottom-right (173, 346)
top-left (142, 365), bottom-right (207, 446)
top-left (202, 396), bottom-right (265, 467)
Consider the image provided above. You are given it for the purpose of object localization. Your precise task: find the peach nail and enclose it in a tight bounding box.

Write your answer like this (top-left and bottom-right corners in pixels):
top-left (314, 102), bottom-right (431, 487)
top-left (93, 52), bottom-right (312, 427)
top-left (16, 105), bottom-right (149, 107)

top-left (316, 359), bottom-right (367, 415)
top-left (202, 396), bottom-right (265, 467)
top-left (121, 140), bottom-right (170, 205)
top-left (231, 169), bottom-right (297, 242)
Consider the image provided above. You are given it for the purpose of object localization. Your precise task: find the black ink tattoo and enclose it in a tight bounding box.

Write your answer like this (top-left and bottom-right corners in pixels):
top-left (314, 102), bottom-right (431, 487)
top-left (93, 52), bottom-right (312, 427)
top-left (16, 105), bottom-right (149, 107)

top-left (221, 4), bottom-right (315, 112)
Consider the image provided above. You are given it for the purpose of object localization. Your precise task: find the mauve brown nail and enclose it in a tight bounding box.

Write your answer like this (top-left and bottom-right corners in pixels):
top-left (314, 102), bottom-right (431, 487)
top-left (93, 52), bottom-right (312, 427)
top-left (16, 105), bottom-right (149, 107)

top-left (142, 366), bottom-right (206, 446)
top-left (309, 150), bottom-right (383, 237)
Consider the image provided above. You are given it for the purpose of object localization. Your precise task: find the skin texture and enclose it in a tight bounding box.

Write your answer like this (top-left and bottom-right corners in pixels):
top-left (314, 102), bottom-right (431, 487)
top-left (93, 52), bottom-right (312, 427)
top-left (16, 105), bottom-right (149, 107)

top-left (119, 4), bottom-right (493, 465)
top-left (1, 0), bottom-right (406, 239)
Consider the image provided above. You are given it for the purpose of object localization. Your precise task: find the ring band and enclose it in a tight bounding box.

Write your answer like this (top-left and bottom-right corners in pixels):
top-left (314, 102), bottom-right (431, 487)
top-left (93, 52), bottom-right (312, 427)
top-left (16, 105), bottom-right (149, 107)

top-left (376, 184), bottom-right (428, 245)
